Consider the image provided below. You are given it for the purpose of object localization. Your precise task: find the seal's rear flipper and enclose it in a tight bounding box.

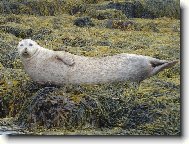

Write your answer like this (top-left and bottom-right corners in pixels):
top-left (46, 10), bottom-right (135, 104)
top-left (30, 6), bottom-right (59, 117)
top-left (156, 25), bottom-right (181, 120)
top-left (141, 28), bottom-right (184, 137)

top-left (150, 60), bottom-right (178, 76)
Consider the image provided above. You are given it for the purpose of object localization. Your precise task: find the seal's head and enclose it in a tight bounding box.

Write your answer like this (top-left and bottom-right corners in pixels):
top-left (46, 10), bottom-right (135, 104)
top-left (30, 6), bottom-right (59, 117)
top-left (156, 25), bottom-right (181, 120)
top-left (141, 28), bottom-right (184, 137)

top-left (17, 39), bottom-right (40, 59)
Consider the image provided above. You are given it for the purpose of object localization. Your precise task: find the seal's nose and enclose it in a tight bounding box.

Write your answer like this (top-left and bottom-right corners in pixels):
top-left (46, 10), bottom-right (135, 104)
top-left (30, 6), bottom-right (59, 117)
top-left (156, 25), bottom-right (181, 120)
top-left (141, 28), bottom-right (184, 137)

top-left (23, 47), bottom-right (28, 55)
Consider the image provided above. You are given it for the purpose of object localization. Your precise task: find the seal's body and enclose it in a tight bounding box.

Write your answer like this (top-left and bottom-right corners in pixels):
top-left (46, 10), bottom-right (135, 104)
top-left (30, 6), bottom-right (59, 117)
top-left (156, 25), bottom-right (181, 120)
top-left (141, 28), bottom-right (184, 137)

top-left (18, 39), bottom-right (177, 85)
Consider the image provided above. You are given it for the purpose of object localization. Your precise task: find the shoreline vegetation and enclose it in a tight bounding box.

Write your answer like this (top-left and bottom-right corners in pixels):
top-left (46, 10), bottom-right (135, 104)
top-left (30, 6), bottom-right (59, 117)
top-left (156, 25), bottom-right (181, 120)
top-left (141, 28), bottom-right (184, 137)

top-left (0, 0), bottom-right (180, 135)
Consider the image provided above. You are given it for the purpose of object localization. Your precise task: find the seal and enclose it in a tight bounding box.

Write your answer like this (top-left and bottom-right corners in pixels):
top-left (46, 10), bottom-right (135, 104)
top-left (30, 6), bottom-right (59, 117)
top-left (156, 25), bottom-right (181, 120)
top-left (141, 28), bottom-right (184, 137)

top-left (17, 39), bottom-right (177, 85)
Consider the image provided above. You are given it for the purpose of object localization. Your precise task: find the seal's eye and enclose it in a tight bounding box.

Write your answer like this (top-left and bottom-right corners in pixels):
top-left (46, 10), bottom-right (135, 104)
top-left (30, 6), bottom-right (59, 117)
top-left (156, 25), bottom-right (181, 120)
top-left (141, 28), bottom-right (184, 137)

top-left (29, 43), bottom-right (33, 46)
top-left (20, 44), bottom-right (23, 46)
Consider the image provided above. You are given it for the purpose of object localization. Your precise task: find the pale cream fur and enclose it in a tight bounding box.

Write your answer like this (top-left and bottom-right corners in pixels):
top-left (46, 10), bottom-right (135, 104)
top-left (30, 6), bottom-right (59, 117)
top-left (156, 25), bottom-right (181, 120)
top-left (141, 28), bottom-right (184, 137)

top-left (18, 39), bottom-right (177, 85)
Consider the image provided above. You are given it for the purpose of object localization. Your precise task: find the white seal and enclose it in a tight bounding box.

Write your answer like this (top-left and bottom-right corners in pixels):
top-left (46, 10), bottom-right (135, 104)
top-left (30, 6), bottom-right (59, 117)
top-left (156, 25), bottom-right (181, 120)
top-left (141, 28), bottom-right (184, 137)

top-left (17, 39), bottom-right (177, 85)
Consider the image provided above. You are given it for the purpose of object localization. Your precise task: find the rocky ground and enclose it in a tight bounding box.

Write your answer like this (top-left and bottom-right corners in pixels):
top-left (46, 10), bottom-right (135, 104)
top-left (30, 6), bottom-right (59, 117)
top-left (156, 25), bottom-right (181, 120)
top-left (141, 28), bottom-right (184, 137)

top-left (0, 0), bottom-right (180, 135)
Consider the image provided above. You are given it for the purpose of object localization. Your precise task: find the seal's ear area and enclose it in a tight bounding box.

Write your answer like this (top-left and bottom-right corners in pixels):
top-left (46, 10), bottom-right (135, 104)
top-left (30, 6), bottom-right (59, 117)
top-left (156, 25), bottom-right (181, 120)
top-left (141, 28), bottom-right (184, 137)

top-left (28, 39), bottom-right (38, 46)
top-left (55, 53), bottom-right (75, 66)
top-left (18, 41), bottom-right (23, 47)
top-left (150, 60), bottom-right (178, 76)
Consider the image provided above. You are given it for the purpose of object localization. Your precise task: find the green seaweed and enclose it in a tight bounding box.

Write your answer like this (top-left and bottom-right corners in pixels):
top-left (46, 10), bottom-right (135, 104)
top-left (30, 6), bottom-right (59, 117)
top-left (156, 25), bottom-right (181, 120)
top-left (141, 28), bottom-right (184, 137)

top-left (0, 0), bottom-right (180, 135)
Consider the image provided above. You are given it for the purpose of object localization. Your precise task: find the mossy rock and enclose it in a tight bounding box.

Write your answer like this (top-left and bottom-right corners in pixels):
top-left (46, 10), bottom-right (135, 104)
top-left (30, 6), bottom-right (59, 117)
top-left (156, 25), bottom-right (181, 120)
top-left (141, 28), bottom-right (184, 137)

top-left (0, 0), bottom-right (96, 16)
top-left (61, 36), bottom-right (94, 47)
top-left (32, 27), bottom-right (53, 40)
top-left (14, 79), bottom-right (180, 135)
top-left (105, 20), bottom-right (159, 32)
top-left (0, 51), bottom-right (19, 69)
top-left (0, 0), bottom-right (180, 135)
top-left (106, 20), bottom-right (135, 30)
top-left (0, 14), bottom-right (22, 25)
top-left (107, 0), bottom-right (179, 19)
top-left (0, 38), bottom-right (22, 69)
top-left (98, 96), bottom-right (157, 129)
top-left (107, 1), bottom-right (140, 18)
top-left (89, 9), bottom-right (126, 20)
top-left (139, 22), bottom-right (159, 32)
top-left (0, 0), bottom-right (65, 16)
top-left (0, 0), bottom-right (180, 19)
top-left (16, 87), bottom-right (102, 129)
top-left (5, 14), bottom-right (22, 23)
top-left (0, 38), bottom-right (14, 57)
top-left (16, 82), bottom-right (131, 129)
top-left (0, 68), bottom-right (30, 118)
top-left (82, 0), bottom-right (104, 4)
top-left (0, 24), bottom-right (33, 38)
top-left (69, 3), bottom-right (87, 15)
top-left (141, 0), bottom-right (180, 19)
top-left (74, 17), bottom-right (95, 27)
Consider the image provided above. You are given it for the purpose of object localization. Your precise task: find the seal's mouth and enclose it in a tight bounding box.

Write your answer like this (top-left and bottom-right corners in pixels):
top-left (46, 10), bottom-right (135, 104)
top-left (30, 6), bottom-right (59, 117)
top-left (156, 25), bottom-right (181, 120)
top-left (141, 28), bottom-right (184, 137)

top-left (23, 51), bottom-right (28, 55)
top-left (20, 48), bottom-right (39, 60)
top-left (22, 50), bottom-right (30, 58)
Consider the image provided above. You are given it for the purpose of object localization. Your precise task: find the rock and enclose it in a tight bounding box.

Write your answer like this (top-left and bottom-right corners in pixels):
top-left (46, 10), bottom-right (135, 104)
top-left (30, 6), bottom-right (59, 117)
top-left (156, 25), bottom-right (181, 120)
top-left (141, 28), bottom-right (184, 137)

top-left (0, 25), bottom-right (33, 38)
top-left (90, 9), bottom-right (126, 20)
top-left (0, 118), bottom-right (30, 135)
top-left (0, 51), bottom-right (19, 68)
top-left (16, 87), bottom-right (101, 129)
top-left (74, 17), bottom-right (95, 27)
top-left (5, 14), bottom-right (22, 23)
top-left (69, 4), bottom-right (86, 15)
top-left (0, 1), bottom-right (62, 16)
top-left (0, 39), bottom-right (22, 69)
top-left (141, 0), bottom-right (180, 19)
top-left (93, 0), bottom-right (179, 19)
top-left (32, 27), bottom-right (52, 40)
top-left (61, 36), bottom-right (92, 47)
top-left (0, 68), bottom-right (30, 118)
top-left (96, 41), bottom-right (111, 46)
top-left (106, 20), bottom-right (136, 30)
top-left (107, 2), bottom-right (137, 18)
top-left (144, 22), bottom-right (159, 32)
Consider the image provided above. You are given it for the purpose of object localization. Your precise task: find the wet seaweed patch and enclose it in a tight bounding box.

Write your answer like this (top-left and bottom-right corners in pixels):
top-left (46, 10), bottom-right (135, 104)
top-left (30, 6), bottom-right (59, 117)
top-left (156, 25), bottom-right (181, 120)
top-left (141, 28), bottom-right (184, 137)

top-left (74, 17), bottom-right (95, 27)
top-left (0, 0), bottom-right (65, 16)
top-left (106, 20), bottom-right (159, 32)
top-left (88, 9), bottom-right (126, 20)
top-left (106, 20), bottom-right (136, 30)
top-left (69, 3), bottom-right (87, 15)
top-left (0, 38), bottom-right (15, 57)
top-left (32, 27), bottom-right (53, 40)
top-left (0, 0), bottom-right (180, 19)
top-left (0, 14), bottom-right (22, 25)
top-left (16, 87), bottom-right (102, 130)
top-left (107, 0), bottom-right (180, 19)
top-left (0, 25), bottom-right (33, 38)
top-left (141, 0), bottom-right (180, 19)
top-left (0, 0), bottom-right (101, 17)
top-left (0, 68), bottom-right (30, 118)
top-left (61, 36), bottom-right (94, 47)
top-left (15, 82), bottom-right (134, 130)
top-left (14, 78), bottom-right (180, 135)
top-left (5, 15), bottom-right (22, 23)
top-left (0, 0), bottom-right (180, 135)
top-left (0, 51), bottom-right (19, 69)
top-left (0, 38), bottom-right (23, 69)
top-left (107, 1), bottom-right (147, 18)
top-left (0, 118), bottom-right (30, 135)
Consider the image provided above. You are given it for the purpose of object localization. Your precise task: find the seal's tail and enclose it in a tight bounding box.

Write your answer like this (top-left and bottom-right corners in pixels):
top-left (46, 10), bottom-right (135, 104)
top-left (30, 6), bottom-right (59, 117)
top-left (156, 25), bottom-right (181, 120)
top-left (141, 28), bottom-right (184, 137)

top-left (150, 60), bottom-right (178, 76)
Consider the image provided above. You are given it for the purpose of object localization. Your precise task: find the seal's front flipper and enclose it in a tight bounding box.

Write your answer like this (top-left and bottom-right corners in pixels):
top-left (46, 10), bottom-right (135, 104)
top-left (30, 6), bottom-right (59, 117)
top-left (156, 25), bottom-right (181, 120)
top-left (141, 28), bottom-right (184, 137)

top-left (55, 53), bottom-right (75, 66)
top-left (150, 60), bottom-right (178, 76)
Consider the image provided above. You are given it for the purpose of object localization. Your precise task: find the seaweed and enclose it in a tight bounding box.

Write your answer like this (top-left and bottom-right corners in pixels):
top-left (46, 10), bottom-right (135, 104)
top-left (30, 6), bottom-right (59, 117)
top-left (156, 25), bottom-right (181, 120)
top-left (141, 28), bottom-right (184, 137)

top-left (0, 0), bottom-right (180, 135)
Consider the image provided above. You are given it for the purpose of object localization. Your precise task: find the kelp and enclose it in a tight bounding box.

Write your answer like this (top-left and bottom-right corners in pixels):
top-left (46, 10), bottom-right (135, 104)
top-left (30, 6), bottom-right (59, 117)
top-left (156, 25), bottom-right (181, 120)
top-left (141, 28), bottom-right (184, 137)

top-left (0, 0), bottom-right (180, 135)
